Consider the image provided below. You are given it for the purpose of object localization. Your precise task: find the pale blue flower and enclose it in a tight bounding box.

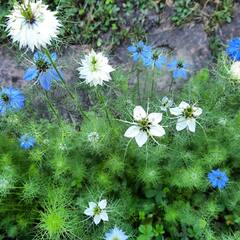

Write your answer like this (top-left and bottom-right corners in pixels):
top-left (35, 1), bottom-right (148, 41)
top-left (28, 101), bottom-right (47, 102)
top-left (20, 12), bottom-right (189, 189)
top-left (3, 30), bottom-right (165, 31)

top-left (19, 135), bottom-right (36, 150)
top-left (104, 227), bottom-right (128, 240)
top-left (168, 59), bottom-right (189, 80)
top-left (128, 41), bottom-right (152, 62)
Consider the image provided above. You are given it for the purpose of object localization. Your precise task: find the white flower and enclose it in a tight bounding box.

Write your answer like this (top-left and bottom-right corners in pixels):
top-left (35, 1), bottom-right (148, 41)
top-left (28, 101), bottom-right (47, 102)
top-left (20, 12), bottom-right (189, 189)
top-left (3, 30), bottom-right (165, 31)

top-left (124, 106), bottom-right (165, 147)
top-left (88, 132), bottom-right (99, 143)
top-left (6, 0), bottom-right (61, 51)
top-left (230, 61), bottom-right (240, 80)
top-left (160, 96), bottom-right (173, 112)
top-left (78, 50), bottom-right (115, 86)
top-left (170, 101), bottom-right (202, 132)
top-left (84, 199), bottom-right (109, 225)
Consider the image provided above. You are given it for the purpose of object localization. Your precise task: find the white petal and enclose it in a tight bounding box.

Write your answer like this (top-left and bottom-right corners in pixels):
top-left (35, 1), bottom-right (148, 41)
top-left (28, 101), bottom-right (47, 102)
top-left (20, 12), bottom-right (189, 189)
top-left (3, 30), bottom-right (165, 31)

top-left (100, 210), bottom-right (109, 221)
top-left (98, 199), bottom-right (107, 209)
top-left (193, 107), bottom-right (202, 117)
top-left (135, 131), bottom-right (148, 147)
top-left (170, 107), bottom-right (182, 116)
top-left (148, 113), bottom-right (162, 124)
top-left (93, 214), bottom-right (102, 225)
top-left (124, 126), bottom-right (140, 138)
top-left (187, 118), bottom-right (196, 132)
top-left (133, 106), bottom-right (147, 121)
top-left (89, 202), bottom-right (97, 208)
top-left (149, 125), bottom-right (165, 137)
top-left (176, 117), bottom-right (188, 131)
top-left (84, 207), bottom-right (94, 216)
top-left (179, 101), bottom-right (190, 109)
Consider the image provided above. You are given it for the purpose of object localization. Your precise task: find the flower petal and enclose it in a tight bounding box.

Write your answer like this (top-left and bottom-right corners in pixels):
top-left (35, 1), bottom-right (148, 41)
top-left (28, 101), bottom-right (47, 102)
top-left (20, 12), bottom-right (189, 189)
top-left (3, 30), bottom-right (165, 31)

top-left (100, 210), bottom-right (109, 221)
top-left (133, 106), bottom-right (147, 121)
top-left (124, 126), bottom-right (140, 138)
top-left (84, 207), bottom-right (94, 216)
top-left (176, 117), bottom-right (188, 131)
top-left (23, 67), bottom-right (38, 81)
top-left (187, 118), bottom-right (196, 132)
top-left (149, 124), bottom-right (165, 137)
top-left (93, 214), bottom-right (102, 225)
top-left (193, 107), bottom-right (202, 117)
top-left (148, 113), bottom-right (162, 124)
top-left (179, 101), bottom-right (190, 109)
top-left (170, 107), bottom-right (182, 116)
top-left (89, 202), bottom-right (97, 208)
top-left (135, 131), bottom-right (148, 147)
top-left (98, 199), bottom-right (107, 209)
top-left (39, 73), bottom-right (52, 91)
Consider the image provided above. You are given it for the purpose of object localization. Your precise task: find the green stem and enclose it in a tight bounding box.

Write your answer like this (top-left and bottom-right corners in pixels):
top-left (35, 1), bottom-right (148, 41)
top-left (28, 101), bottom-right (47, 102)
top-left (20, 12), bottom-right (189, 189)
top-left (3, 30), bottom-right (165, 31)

top-left (169, 75), bottom-right (174, 96)
top-left (151, 67), bottom-right (155, 98)
top-left (136, 68), bottom-right (141, 104)
top-left (43, 91), bottom-right (60, 121)
top-left (95, 88), bottom-right (112, 126)
top-left (44, 49), bottom-right (88, 119)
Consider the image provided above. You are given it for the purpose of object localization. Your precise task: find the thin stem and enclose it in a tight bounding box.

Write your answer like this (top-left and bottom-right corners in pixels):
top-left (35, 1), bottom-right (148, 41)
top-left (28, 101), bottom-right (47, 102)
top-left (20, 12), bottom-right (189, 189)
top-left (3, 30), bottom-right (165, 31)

top-left (43, 90), bottom-right (60, 122)
top-left (136, 67), bottom-right (141, 104)
top-left (169, 75), bottom-right (174, 96)
top-left (44, 48), bottom-right (88, 119)
top-left (151, 67), bottom-right (155, 98)
top-left (95, 88), bottom-right (112, 126)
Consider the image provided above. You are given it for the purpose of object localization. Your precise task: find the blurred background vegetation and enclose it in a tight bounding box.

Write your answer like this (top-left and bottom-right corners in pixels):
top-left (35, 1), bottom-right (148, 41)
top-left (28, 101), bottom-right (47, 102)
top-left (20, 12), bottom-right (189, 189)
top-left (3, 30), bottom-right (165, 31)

top-left (0, 0), bottom-right (236, 51)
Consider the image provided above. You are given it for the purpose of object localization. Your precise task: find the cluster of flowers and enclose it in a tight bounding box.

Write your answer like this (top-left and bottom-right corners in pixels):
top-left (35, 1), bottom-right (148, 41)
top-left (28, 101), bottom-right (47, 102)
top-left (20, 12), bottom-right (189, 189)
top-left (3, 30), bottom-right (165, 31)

top-left (128, 41), bottom-right (189, 80)
top-left (0, 1), bottom-right (232, 238)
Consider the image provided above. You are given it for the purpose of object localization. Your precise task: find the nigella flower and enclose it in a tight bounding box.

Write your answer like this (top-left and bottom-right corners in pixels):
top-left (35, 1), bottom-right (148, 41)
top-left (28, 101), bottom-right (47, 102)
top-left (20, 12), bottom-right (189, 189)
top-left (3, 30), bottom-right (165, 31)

top-left (160, 96), bottom-right (173, 112)
top-left (168, 59), bottom-right (189, 80)
top-left (226, 38), bottom-right (240, 61)
top-left (84, 199), bottom-right (109, 225)
top-left (19, 135), bottom-right (36, 150)
top-left (170, 101), bottom-right (202, 132)
top-left (23, 51), bottom-right (62, 91)
top-left (78, 50), bottom-right (115, 87)
top-left (208, 169), bottom-right (228, 190)
top-left (143, 51), bottom-right (166, 69)
top-left (124, 106), bottom-right (165, 147)
top-left (127, 41), bottom-right (152, 62)
top-left (6, 0), bottom-right (61, 51)
top-left (88, 132), bottom-right (99, 143)
top-left (0, 87), bottom-right (25, 115)
top-left (230, 61), bottom-right (240, 80)
top-left (104, 227), bottom-right (128, 240)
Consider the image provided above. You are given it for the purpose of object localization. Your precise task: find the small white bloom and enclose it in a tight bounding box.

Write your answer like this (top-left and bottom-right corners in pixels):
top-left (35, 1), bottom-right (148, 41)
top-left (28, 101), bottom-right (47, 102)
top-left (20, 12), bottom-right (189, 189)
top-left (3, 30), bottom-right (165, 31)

top-left (87, 132), bottom-right (99, 143)
top-left (230, 61), bottom-right (240, 80)
top-left (6, 0), bottom-right (61, 51)
top-left (160, 96), bottom-right (173, 112)
top-left (78, 50), bottom-right (115, 86)
top-left (84, 199), bottom-right (109, 225)
top-left (124, 106), bottom-right (165, 147)
top-left (59, 143), bottom-right (67, 151)
top-left (170, 101), bottom-right (202, 133)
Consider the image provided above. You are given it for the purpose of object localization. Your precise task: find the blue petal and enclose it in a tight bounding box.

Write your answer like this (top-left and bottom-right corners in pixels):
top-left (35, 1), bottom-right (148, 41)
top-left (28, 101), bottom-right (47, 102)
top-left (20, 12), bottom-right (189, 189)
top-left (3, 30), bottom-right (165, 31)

top-left (127, 46), bottom-right (136, 53)
top-left (49, 68), bottom-right (62, 81)
top-left (51, 52), bottom-right (57, 62)
top-left (23, 67), bottom-right (38, 81)
top-left (39, 73), bottom-right (52, 91)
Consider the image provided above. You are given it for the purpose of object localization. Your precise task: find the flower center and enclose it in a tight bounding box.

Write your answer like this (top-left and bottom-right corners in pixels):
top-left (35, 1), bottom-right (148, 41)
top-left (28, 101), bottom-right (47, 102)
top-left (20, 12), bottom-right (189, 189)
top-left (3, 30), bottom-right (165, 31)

top-left (112, 237), bottom-right (120, 240)
top-left (216, 176), bottom-right (222, 180)
top-left (138, 118), bottom-right (151, 131)
top-left (93, 206), bottom-right (101, 215)
top-left (152, 52), bottom-right (159, 61)
top-left (1, 93), bottom-right (10, 103)
top-left (137, 47), bottom-right (143, 53)
top-left (183, 107), bottom-right (194, 118)
top-left (91, 56), bottom-right (98, 72)
top-left (177, 61), bottom-right (184, 69)
top-left (36, 59), bottom-right (49, 72)
top-left (21, 3), bottom-right (36, 24)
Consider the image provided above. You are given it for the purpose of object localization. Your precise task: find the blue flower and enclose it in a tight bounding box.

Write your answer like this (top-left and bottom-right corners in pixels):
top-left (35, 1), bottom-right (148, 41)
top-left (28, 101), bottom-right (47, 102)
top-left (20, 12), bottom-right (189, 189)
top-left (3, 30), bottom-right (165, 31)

top-left (208, 169), bottom-right (228, 190)
top-left (0, 87), bottom-right (25, 115)
top-left (226, 38), bottom-right (240, 61)
top-left (19, 135), bottom-right (36, 150)
top-left (168, 59), bottom-right (189, 80)
top-left (23, 51), bottom-right (62, 91)
top-left (128, 41), bottom-right (152, 62)
top-left (104, 227), bottom-right (128, 240)
top-left (143, 51), bottom-right (166, 69)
